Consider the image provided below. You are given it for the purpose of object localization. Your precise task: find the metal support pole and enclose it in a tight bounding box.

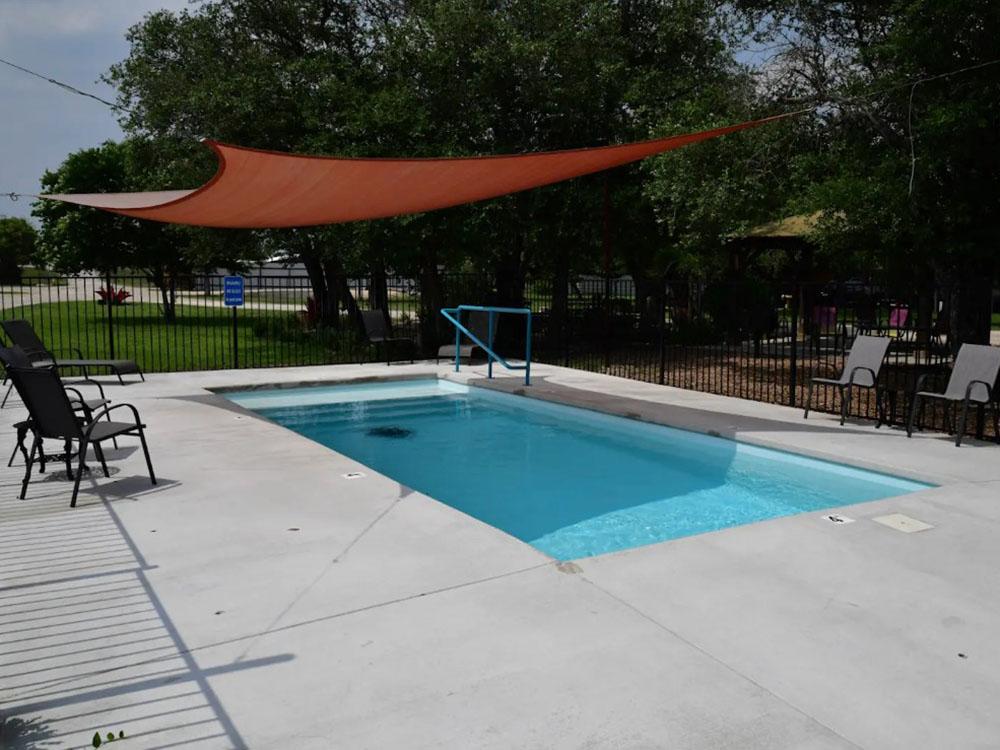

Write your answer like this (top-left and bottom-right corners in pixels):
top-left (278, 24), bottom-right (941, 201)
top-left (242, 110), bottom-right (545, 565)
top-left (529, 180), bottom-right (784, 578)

top-left (525, 311), bottom-right (532, 386)
top-left (231, 306), bottom-right (239, 370)
top-left (487, 310), bottom-right (495, 379)
top-left (105, 269), bottom-right (115, 359)
top-left (789, 285), bottom-right (800, 407)
top-left (454, 308), bottom-right (461, 372)
top-left (658, 288), bottom-right (667, 386)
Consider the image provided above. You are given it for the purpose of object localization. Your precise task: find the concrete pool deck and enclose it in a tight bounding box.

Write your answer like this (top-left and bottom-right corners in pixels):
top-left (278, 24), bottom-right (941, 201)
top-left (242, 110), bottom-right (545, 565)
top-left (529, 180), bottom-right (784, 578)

top-left (1, 361), bottom-right (998, 748)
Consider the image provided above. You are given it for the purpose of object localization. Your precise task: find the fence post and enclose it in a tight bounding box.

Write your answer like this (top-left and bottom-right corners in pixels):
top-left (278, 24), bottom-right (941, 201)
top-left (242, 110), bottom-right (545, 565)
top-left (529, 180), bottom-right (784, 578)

top-left (789, 283), bottom-right (800, 407)
top-left (603, 274), bottom-right (611, 370)
top-left (231, 306), bottom-right (239, 370)
top-left (658, 284), bottom-right (667, 385)
top-left (105, 269), bottom-right (115, 359)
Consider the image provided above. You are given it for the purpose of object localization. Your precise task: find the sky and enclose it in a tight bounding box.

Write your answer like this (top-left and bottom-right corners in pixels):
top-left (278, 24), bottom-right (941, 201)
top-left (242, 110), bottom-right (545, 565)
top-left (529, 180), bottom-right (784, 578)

top-left (0, 0), bottom-right (194, 222)
top-left (0, 1), bottom-right (772, 225)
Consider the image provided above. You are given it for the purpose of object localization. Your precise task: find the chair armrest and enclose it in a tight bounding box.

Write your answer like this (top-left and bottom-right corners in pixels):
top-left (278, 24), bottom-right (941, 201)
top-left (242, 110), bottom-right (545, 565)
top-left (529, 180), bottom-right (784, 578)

top-left (912, 372), bottom-right (931, 396)
top-left (848, 366), bottom-right (878, 387)
top-left (75, 377), bottom-right (107, 401)
top-left (84, 402), bottom-right (143, 438)
top-left (964, 380), bottom-right (994, 403)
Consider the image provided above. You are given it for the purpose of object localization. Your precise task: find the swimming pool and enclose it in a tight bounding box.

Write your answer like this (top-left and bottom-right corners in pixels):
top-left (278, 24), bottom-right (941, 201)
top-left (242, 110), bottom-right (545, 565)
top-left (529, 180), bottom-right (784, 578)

top-left (227, 379), bottom-right (931, 560)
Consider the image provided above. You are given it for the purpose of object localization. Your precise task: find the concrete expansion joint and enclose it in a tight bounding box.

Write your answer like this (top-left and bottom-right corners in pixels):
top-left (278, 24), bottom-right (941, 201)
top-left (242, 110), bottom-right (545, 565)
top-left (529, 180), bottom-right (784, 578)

top-left (575, 573), bottom-right (866, 750)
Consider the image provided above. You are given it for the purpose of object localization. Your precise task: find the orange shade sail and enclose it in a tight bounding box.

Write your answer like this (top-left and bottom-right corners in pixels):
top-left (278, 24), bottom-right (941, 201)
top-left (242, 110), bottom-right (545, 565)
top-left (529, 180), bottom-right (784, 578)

top-left (41, 114), bottom-right (790, 228)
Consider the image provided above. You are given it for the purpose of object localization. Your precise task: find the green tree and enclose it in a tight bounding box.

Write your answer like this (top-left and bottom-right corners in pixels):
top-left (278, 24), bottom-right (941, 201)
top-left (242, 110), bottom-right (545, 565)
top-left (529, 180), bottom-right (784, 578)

top-left (0, 217), bottom-right (39, 284)
top-left (106, 0), bottom-right (758, 348)
top-left (107, 0), bottom-right (391, 328)
top-left (32, 139), bottom-right (259, 321)
top-left (733, 0), bottom-right (1000, 346)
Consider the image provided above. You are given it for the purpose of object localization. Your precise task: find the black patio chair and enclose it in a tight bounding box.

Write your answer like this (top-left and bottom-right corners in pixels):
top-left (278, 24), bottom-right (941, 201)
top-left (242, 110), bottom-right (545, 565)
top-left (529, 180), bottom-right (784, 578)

top-left (0, 319), bottom-right (144, 408)
top-left (907, 343), bottom-right (1000, 447)
top-left (803, 334), bottom-right (892, 426)
top-left (436, 310), bottom-right (498, 364)
top-left (6, 364), bottom-right (155, 506)
top-left (0, 345), bottom-right (116, 468)
top-left (360, 310), bottom-right (414, 365)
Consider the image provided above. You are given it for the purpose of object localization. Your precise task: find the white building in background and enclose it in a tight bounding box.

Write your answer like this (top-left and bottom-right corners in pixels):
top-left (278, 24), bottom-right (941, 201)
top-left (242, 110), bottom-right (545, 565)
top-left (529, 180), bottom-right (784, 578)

top-left (210, 256), bottom-right (308, 290)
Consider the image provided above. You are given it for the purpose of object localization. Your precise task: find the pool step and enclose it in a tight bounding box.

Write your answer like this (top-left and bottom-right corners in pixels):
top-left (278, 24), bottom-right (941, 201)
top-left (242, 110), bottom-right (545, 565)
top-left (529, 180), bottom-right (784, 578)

top-left (260, 395), bottom-right (471, 429)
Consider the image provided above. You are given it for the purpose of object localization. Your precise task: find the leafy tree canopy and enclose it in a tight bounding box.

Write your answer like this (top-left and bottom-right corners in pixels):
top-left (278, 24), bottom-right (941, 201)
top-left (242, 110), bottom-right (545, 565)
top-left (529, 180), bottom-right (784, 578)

top-left (0, 216), bottom-right (39, 284)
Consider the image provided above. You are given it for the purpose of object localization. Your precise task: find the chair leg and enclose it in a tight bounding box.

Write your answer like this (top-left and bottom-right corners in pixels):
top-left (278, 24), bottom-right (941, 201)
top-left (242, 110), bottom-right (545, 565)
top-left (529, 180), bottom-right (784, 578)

top-left (93, 442), bottom-right (110, 478)
top-left (71, 440), bottom-right (88, 507)
top-left (63, 439), bottom-right (74, 479)
top-left (19, 437), bottom-right (38, 500)
top-left (9, 423), bottom-right (28, 467)
top-left (138, 428), bottom-right (157, 485)
top-left (956, 399), bottom-right (971, 448)
top-left (840, 385), bottom-right (852, 426)
top-left (1, 381), bottom-right (13, 409)
top-left (803, 381), bottom-right (814, 419)
top-left (906, 393), bottom-right (920, 438)
top-left (992, 402), bottom-right (1000, 445)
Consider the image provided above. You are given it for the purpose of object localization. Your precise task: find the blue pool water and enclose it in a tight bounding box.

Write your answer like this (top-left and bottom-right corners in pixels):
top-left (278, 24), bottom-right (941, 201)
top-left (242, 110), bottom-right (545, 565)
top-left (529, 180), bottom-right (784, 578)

top-left (227, 380), bottom-right (930, 560)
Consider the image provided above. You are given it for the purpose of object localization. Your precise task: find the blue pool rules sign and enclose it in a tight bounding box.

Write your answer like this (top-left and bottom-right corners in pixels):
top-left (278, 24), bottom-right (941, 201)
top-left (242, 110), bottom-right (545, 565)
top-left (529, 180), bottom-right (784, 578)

top-left (223, 276), bottom-right (245, 307)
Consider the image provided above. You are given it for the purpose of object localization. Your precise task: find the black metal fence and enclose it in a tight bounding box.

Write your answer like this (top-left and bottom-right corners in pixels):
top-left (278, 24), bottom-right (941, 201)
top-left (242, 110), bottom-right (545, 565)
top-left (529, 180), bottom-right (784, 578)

top-left (529, 276), bottom-right (991, 438)
top-left (0, 271), bottom-right (995, 439)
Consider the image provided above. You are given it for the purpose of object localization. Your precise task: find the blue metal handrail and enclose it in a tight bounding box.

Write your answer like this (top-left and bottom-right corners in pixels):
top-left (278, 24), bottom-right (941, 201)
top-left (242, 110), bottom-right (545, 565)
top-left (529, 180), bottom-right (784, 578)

top-left (440, 305), bottom-right (532, 385)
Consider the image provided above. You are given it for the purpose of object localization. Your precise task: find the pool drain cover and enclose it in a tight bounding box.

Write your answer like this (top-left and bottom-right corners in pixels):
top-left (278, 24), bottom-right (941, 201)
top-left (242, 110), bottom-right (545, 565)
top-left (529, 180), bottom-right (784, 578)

top-left (367, 426), bottom-right (414, 439)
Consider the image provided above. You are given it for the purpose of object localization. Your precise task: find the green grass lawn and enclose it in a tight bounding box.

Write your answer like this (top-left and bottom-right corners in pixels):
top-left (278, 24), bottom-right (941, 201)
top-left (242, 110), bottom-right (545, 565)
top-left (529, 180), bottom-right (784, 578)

top-left (1, 300), bottom-right (362, 372)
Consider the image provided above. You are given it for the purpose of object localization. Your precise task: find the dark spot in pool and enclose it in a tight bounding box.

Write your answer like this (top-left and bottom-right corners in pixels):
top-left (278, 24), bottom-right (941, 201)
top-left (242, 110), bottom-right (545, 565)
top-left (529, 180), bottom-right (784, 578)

top-left (367, 426), bottom-right (414, 439)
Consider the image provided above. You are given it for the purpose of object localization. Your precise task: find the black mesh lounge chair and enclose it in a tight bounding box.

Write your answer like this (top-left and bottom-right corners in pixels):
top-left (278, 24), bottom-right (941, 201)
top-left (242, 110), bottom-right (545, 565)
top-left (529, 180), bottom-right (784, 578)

top-left (907, 343), bottom-right (1000, 447)
top-left (436, 310), bottom-right (498, 364)
top-left (360, 310), bottom-right (414, 365)
top-left (0, 346), bottom-right (115, 469)
top-left (6, 364), bottom-right (155, 506)
top-left (804, 334), bottom-right (891, 426)
top-left (1, 319), bottom-right (144, 388)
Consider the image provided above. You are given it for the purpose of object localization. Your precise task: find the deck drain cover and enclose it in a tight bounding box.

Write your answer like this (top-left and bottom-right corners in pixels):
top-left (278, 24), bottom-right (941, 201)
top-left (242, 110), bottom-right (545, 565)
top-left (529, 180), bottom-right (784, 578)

top-left (367, 426), bottom-right (414, 439)
top-left (873, 513), bottom-right (934, 533)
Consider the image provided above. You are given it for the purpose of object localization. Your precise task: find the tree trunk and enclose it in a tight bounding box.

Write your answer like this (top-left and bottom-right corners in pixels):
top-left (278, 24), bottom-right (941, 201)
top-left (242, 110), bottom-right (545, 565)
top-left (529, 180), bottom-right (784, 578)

top-left (322, 258), bottom-right (362, 334)
top-left (948, 264), bottom-right (994, 351)
top-left (370, 265), bottom-right (389, 314)
top-left (302, 255), bottom-right (337, 327)
top-left (149, 268), bottom-right (177, 323)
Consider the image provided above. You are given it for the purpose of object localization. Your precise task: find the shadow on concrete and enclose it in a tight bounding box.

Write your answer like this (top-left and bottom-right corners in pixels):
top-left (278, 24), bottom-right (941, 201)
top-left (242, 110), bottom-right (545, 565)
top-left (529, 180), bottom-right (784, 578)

top-left (0, 471), bottom-right (290, 749)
